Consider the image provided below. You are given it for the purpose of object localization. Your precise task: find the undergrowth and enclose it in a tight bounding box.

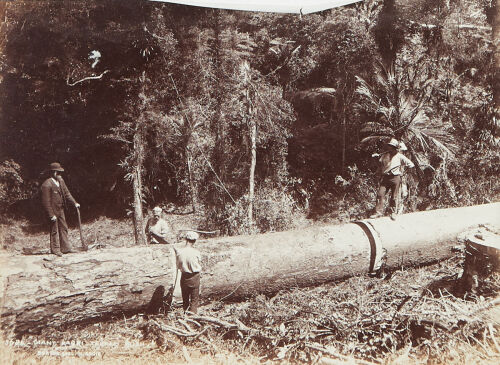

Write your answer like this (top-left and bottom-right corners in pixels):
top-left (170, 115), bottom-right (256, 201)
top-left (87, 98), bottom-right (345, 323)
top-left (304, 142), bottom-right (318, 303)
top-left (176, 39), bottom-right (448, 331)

top-left (2, 255), bottom-right (499, 364)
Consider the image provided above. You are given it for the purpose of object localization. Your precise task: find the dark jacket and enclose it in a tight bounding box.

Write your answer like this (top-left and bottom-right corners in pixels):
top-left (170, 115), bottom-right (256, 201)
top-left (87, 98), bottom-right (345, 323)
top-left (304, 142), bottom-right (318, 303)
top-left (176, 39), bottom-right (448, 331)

top-left (41, 177), bottom-right (77, 218)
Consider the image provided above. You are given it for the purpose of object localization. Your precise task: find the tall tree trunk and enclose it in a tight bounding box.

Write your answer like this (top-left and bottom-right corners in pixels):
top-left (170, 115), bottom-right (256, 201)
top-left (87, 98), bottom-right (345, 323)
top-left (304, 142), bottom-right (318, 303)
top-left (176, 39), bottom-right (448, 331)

top-left (493, 0), bottom-right (499, 120)
top-left (210, 9), bottom-right (226, 210)
top-left (248, 118), bottom-right (256, 223)
top-left (130, 72), bottom-right (148, 246)
top-left (373, 0), bottom-right (401, 67)
top-left (132, 130), bottom-right (147, 246)
top-left (186, 146), bottom-right (197, 213)
top-left (341, 114), bottom-right (346, 174)
top-left (242, 61), bottom-right (256, 224)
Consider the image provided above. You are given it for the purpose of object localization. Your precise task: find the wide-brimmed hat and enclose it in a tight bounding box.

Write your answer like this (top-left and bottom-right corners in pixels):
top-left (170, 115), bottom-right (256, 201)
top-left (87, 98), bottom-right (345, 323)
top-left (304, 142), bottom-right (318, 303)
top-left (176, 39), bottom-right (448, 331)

top-left (399, 141), bottom-right (408, 151)
top-left (387, 138), bottom-right (399, 148)
top-left (185, 231), bottom-right (199, 241)
top-left (49, 162), bottom-right (64, 172)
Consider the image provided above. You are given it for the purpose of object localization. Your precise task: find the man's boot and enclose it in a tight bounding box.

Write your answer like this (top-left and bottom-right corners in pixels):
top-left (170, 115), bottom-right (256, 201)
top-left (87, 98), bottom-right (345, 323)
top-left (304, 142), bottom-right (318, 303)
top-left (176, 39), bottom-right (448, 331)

top-left (390, 206), bottom-right (398, 221)
top-left (63, 247), bottom-right (79, 254)
top-left (50, 239), bottom-right (63, 256)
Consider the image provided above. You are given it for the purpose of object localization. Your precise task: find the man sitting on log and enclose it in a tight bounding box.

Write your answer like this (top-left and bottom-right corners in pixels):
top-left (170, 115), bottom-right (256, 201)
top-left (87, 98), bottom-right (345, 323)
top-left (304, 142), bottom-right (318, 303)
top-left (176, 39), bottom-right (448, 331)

top-left (370, 138), bottom-right (414, 220)
top-left (41, 162), bottom-right (80, 256)
top-left (146, 206), bottom-right (171, 244)
top-left (174, 231), bottom-right (202, 314)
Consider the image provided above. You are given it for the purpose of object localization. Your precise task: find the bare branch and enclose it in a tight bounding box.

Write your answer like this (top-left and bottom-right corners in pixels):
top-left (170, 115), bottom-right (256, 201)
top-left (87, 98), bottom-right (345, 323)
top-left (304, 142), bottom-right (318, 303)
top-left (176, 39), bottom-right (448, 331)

top-left (66, 70), bottom-right (110, 86)
top-left (189, 314), bottom-right (252, 332)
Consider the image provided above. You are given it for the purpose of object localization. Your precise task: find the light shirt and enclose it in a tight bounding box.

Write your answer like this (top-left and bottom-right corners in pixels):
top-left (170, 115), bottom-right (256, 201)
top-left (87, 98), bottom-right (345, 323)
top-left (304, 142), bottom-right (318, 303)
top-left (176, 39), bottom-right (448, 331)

top-left (51, 177), bottom-right (60, 188)
top-left (147, 217), bottom-right (170, 243)
top-left (175, 245), bottom-right (202, 273)
top-left (380, 152), bottom-right (414, 175)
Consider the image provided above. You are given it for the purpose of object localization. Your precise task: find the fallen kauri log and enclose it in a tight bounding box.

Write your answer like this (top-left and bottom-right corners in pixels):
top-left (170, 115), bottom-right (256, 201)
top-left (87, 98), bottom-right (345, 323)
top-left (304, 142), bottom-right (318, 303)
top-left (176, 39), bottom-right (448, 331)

top-left (1, 202), bottom-right (499, 334)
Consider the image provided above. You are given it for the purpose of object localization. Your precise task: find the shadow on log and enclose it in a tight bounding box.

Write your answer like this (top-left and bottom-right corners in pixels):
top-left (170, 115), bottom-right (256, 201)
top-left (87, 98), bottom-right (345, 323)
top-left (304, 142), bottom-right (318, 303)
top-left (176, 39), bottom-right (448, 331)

top-left (146, 285), bottom-right (166, 315)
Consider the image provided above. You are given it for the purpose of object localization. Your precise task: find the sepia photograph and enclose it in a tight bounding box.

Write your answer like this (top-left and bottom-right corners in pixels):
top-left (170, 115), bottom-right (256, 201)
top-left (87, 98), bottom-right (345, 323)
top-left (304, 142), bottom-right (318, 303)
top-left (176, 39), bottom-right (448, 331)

top-left (0, 0), bottom-right (499, 363)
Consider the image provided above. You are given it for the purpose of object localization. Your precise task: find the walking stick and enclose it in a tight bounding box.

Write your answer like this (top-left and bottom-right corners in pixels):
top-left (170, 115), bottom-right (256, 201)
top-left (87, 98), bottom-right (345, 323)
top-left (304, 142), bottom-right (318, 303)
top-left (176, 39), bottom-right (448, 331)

top-left (76, 206), bottom-right (88, 251)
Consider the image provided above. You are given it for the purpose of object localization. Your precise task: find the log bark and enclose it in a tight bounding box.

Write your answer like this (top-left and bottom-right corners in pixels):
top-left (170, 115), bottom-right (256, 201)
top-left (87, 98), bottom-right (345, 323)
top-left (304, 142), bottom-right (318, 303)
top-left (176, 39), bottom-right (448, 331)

top-left (364, 203), bottom-right (499, 269)
top-left (1, 203), bottom-right (498, 334)
top-left (0, 246), bottom-right (175, 334)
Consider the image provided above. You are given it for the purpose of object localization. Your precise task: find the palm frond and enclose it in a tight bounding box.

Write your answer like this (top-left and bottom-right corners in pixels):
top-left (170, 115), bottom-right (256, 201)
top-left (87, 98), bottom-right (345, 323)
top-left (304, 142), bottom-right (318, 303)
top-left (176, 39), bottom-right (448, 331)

top-left (408, 125), bottom-right (456, 158)
top-left (360, 135), bottom-right (392, 144)
top-left (360, 121), bottom-right (393, 135)
top-left (356, 60), bottom-right (456, 161)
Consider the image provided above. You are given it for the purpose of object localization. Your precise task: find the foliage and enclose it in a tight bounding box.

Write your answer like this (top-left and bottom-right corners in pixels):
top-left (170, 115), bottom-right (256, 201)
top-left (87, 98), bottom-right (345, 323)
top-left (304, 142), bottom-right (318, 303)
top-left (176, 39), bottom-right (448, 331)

top-left (0, 0), bottom-right (497, 230)
top-left (0, 160), bottom-right (32, 213)
top-left (307, 165), bottom-right (377, 220)
top-left (355, 58), bottom-right (456, 160)
top-left (354, 7), bottom-right (497, 209)
top-left (210, 183), bottom-right (302, 236)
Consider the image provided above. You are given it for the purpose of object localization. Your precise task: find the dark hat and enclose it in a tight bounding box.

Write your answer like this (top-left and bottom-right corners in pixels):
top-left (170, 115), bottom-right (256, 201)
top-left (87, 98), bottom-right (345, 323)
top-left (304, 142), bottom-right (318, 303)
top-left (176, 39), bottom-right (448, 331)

top-left (49, 162), bottom-right (64, 172)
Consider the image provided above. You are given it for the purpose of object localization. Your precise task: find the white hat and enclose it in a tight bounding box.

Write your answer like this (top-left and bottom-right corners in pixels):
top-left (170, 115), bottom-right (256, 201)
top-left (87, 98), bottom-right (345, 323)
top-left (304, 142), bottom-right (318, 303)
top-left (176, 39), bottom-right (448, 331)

top-left (399, 141), bottom-right (408, 151)
top-left (185, 231), bottom-right (199, 241)
top-left (387, 138), bottom-right (399, 148)
top-left (153, 206), bottom-right (162, 213)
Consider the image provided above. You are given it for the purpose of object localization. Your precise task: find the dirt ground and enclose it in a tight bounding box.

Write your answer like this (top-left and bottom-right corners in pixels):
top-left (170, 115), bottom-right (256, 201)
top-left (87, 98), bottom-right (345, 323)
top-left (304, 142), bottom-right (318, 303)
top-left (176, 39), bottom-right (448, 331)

top-left (1, 215), bottom-right (499, 364)
top-left (0, 211), bottom-right (205, 254)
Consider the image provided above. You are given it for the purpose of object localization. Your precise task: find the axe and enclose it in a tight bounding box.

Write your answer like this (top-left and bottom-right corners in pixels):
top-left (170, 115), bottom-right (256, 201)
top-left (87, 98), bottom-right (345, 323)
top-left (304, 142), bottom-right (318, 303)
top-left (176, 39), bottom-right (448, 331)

top-left (164, 247), bottom-right (180, 308)
top-left (76, 206), bottom-right (88, 251)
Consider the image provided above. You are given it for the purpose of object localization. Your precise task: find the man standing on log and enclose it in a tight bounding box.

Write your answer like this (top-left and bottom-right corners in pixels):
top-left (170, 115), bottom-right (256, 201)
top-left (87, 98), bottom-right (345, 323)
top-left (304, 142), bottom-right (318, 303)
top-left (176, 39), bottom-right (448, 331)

top-left (370, 139), bottom-right (414, 220)
top-left (41, 162), bottom-right (80, 256)
top-left (146, 206), bottom-right (171, 244)
top-left (174, 231), bottom-right (202, 314)
top-left (397, 141), bottom-right (410, 214)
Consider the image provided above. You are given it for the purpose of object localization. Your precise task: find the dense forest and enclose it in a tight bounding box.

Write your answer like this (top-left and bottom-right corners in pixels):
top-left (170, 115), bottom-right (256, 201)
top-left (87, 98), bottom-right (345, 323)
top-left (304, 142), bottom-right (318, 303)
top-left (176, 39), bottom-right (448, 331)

top-left (0, 0), bottom-right (498, 237)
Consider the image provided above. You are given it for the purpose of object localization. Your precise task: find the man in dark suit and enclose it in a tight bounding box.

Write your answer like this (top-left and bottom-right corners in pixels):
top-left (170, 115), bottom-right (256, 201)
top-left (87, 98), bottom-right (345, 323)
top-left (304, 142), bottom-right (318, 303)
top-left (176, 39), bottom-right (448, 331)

top-left (41, 162), bottom-right (80, 256)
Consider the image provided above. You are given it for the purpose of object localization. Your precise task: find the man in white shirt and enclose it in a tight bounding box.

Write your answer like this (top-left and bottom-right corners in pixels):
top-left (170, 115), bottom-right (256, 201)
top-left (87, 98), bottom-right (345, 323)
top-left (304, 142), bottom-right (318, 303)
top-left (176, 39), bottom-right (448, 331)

top-left (174, 231), bottom-right (202, 314)
top-left (370, 139), bottom-right (415, 220)
top-left (146, 206), bottom-right (171, 244)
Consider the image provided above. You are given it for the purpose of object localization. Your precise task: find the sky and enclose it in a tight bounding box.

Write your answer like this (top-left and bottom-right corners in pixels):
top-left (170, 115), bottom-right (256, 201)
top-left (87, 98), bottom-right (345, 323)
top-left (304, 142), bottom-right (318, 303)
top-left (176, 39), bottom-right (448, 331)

top-left (149, 0), bottom-right (362, 14)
